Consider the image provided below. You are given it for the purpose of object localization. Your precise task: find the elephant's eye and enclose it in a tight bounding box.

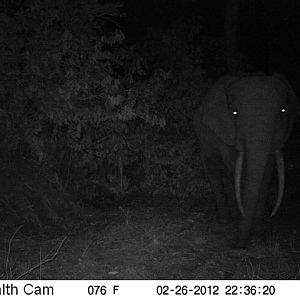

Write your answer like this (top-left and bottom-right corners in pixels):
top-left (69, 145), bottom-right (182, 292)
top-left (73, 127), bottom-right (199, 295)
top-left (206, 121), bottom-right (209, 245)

top-left (281, 107), bottom-right (286, 113)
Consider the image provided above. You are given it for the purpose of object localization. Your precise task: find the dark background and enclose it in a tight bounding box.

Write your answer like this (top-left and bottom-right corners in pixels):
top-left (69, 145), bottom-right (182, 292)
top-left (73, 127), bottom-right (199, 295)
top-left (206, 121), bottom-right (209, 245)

top-left (123, 0), bottom-right (300, 80)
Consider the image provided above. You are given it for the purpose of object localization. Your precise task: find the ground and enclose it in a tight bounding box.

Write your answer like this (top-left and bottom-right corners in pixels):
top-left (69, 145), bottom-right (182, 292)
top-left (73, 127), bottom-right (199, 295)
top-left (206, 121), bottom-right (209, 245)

top-left (1, 192), bottom-right (299, 280)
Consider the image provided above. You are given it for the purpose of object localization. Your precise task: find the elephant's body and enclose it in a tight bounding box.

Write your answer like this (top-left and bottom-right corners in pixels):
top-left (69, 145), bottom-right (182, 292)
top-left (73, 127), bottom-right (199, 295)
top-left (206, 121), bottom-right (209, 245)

top-left (194, 73), bottom-right (298, 248)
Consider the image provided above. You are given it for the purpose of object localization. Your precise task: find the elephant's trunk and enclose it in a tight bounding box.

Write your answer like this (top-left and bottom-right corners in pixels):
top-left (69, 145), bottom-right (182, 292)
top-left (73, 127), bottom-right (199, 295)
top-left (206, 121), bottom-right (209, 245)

top-left (235, 151), bottom-right (245, 216)
top-left (236, 141), bottom-right (272, 247)
top-left (271, 150), bottom-right (285, 216)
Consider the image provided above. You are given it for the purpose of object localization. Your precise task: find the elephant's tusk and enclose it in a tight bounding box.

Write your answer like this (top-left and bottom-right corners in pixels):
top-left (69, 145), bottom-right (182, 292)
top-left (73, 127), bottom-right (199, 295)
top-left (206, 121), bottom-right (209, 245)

top-left (235, 151), bottom-right (245, 217)
top-left (271, 150), bottom-right (285, 217)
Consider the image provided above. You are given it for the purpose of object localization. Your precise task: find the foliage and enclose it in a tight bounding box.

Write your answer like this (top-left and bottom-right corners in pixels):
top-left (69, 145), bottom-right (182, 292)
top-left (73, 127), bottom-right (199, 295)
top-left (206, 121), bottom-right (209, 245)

top-left (0, 0), bottom-right (208, 224)
top-left (0, 0), bottom-right (165, 215)
top-left (133, 18), bottom-right (207, 197)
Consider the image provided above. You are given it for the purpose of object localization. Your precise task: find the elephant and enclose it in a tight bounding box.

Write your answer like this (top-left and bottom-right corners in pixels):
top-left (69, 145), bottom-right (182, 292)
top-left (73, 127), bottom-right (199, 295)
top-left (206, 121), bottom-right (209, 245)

top-left (193, 73), bottom-right (299, 248)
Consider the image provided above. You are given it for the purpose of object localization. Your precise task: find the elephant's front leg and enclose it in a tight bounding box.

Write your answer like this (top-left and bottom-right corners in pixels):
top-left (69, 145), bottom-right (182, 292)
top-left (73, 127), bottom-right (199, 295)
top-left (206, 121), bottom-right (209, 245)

top-left (205, 156), bottom-right (230, 223)
top-left (224, 177), bottom-right (239, 219)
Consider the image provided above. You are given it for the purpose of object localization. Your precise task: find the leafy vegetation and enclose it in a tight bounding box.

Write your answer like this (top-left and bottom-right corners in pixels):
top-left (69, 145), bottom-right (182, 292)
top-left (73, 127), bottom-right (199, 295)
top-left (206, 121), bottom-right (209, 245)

top-left (0, 0), bottom-right (207, 229)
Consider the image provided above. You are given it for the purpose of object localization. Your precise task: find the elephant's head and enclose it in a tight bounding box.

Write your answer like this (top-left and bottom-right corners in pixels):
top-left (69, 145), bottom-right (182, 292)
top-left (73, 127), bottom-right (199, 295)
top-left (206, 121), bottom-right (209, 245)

top-left (201, 73), bottom-right (299, 246)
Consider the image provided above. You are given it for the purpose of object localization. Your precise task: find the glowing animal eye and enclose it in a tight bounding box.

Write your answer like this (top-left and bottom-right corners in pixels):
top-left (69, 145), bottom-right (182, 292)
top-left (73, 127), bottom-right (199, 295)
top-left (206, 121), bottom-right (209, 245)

top-left (281, 108), bottom-right (286, 113)
top-left (232, 110), bottom-right (238, 115)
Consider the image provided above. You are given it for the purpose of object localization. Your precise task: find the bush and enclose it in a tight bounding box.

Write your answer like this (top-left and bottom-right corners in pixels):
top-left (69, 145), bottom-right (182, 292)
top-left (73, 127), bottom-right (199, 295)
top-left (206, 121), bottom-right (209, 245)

top-left (0, 1), bottom-right (165, 223)
top-left (0, 2), bottom-right (209, 227)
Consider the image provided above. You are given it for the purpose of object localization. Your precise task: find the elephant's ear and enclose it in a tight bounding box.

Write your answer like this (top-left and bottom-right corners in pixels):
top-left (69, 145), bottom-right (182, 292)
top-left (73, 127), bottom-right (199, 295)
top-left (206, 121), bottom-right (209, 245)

top-left (200, 77), bottom-right (236, 145)
top-left (286, 84), bottom-right (300, 137)
top-left (273, 73), bottom-right (300, 137)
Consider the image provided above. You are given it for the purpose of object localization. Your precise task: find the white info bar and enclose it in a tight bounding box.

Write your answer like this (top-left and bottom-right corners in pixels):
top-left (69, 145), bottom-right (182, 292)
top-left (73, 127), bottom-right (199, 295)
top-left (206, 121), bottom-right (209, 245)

top-left (0, 280), bottom-right (299, 299)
